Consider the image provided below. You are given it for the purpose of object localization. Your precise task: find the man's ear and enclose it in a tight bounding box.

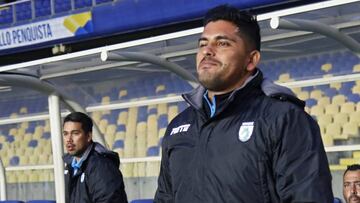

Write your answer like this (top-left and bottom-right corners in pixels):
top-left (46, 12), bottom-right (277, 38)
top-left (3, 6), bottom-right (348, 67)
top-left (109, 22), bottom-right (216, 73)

top-left (87, 132), bottom-right (92, 142)
top-left (246, 50), bottom-right (261, 71)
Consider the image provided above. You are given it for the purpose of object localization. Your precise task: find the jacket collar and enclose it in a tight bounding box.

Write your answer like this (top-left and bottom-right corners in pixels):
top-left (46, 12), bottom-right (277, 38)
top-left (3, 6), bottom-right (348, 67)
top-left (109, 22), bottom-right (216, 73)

top-left (182, 70), bottom-right (263, 115)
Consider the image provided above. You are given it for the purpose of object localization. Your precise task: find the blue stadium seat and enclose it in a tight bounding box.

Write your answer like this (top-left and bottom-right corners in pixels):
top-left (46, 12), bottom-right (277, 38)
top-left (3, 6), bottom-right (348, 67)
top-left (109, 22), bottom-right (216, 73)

top-left (112, 139), bottom-right (124, 149)
top-left (28, 139), bottom-right (38, 148)
top-left (117, 124), bottom-right (126, 132)
top-left (0, 201), bottom-right (25, 203)
top-left (306, 98), bottom-right (317, 108)
top-left (55, 0), bottom-right (71, 13)
top-left (9, 156), bottom-right (20, 166)
top-left (42, 132), bottom-right (51, 139)
top-left (157, 114), bottom-right (168, 129)
top-left (147, 146), bottom-right (160, 156)
top-left (130, 199), bottom-right (153, 203)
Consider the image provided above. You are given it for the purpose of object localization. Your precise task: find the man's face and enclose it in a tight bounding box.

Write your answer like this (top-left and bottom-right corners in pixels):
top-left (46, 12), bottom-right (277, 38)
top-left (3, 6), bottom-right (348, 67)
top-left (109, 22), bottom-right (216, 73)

top-left (63, 121), bottom-right (92, 159)
top-left (344, 170), bottom-right (360, 203)
top-left (196, 20), bottom-right (257, 93)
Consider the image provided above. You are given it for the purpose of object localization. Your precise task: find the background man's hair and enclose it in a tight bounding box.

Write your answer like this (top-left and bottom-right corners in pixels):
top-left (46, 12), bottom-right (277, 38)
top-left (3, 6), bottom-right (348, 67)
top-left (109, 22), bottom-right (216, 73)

top-left (344, 164), bottom-right (360, 177)
top-left (203, 4), bottom-right (261, 51)
top-left (63, 112), bottom-right (93, 134)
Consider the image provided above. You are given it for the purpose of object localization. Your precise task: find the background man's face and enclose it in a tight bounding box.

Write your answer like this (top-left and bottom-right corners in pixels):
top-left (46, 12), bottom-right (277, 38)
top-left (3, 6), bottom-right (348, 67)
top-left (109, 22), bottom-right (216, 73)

top-left (344, 170), bottom-right (360, 203)
top-left (63, 121), bottom-right (91, 158)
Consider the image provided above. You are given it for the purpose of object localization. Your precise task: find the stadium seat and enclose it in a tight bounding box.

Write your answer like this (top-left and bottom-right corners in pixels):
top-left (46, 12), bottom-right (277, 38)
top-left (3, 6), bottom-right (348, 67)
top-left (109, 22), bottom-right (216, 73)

top-left (0, 201), bottom-right (25, 203)
top-left (310, 105), bottom-right (325, 117)
top-left (332, 94), bottom-right (347, 105)
top-left (341, 102), bottom-right (356, 113)
top-left (342, 122), bottom-right (359, 138)
top-left (325, 104), bottom-right (339, 115)
top-left (333, 113), bottom-right (349, 125)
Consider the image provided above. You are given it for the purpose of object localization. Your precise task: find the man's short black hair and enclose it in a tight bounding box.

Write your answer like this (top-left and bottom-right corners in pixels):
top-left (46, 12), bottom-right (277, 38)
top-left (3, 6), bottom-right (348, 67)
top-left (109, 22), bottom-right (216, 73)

top-left (204, 4), bottom-right (261, 51)
top-left (344, 164), bottom-right (360, 176)
top-left (63, 112), bottom-right (93, 134)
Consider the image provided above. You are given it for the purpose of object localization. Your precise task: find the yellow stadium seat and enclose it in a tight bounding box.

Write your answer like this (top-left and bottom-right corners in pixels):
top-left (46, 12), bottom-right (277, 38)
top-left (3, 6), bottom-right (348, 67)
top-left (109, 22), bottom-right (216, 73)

top-left (357, 102), bottom-right (360, 112)
top-left (6, 172), bottom-right (17, 183)
top-left (157, 104), bottom-right (168, 115)
top-left (117, 110), bottom-right (128, 125)
top-left (156, 85), bottom-right (166, 94)
top-left (28, 172), bottom-right (39, 182)
top-left (101, 96), bottom-right (110, 104)
top-left (291, 87), bottom-right (302, 95)
top-left (310, 105), bottom-right (325, 117)
top-left (133, 162), bottom-right (146, 177)
top-left (352, 85), bottom-right (360, 94)
top-left (332, 94), bottom-right (346, 105)
top-left (297, 91), bottom-right (309, 101)
top-left (325, 104), bottom-right (339, 115)
top-left (316, 114), bottom-right (333, 127)
top-left (114, 148), bottom-right (124, 158)
top-left (349, 112), bottom-right (360, 124)
top-left (168, 105), bottom-right (179, 121)
top-left (121, 163), bottom-right (134, 178)
top-left (19, 107), bottom-right (28, 114)
top-left (341, 102), bottom-right (356, 113)
top-left (321, 63), bottom-right (332, 72)
top-left (340, 158), bottom-right (360, 166)
top-left (329, 165), bottom-right (347, 171)
top-left (343, 122), bottom-right (359, 137)
top-left (353, 64), bottom-right (360, 72)
top-left (310, 90), bottom-right (323, 100)
top-left (321, 134), bottom-right (333, 147)
top-left (330, 82), bottom-right (342, 90)
top-left (158, 128), bottom-right (166, 139)
top-left (278, 73), bottom-right (293, 83)
top-left (146, 162), bottom-right (160, 177)
top-left (118, 89), bottom-right (128, 99)
top-left (136, 122), bottom-right (147, 157)
top-left (353, 151), bottom-right (360, 158)
top-left (317, 96), bottom-right (331, 106)
top-left (20, 121), bottom-right (29, 129)
top-left (333, 113), bottom-right (349, 125)
top-left (325, 123), bottom-right (342, 139)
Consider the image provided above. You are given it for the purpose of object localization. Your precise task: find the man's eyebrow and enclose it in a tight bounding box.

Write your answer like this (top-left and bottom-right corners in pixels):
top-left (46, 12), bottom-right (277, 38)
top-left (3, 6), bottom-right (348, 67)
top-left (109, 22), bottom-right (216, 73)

top-left (198, 35), bottom-right (236, 43)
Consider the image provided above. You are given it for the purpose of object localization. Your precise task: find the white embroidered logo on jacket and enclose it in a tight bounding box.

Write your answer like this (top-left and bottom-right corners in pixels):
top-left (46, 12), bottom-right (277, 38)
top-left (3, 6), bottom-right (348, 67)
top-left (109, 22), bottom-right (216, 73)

top-left (170, 124), bottom-right (191, 135)
top-left (238, 122), bottom-right (254, 142)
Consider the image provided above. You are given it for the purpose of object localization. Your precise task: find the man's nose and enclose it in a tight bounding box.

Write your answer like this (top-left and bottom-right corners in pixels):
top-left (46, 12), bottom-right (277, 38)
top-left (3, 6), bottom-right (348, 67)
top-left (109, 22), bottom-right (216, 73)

top-left (351, 184), bottom-right (358, 194)
top-left (202, 45), bottom-right (215, 57)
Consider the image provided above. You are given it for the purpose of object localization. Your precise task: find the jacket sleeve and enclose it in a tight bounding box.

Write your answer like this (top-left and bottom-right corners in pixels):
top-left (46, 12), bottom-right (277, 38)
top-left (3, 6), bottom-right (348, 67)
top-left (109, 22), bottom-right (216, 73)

top-left (154, 135), bottom-right (174, 203)
top-left (87, 158), bottom-right (128, 203)
top-left (272, 108), bottom-right (333, 202)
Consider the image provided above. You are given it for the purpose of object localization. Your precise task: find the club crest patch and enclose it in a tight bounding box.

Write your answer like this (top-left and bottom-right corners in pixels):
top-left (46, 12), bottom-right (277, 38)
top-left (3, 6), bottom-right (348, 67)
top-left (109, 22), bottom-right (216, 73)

top-left (238, 122), bottom-right (254, 142)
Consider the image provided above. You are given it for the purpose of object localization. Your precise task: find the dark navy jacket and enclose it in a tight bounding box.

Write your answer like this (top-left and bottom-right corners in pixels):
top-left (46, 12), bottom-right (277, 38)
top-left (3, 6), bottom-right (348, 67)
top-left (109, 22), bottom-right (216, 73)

top-left (155, 70), bottom-right (333, 203)
top-left (63, 142), bottom-right (128, 203)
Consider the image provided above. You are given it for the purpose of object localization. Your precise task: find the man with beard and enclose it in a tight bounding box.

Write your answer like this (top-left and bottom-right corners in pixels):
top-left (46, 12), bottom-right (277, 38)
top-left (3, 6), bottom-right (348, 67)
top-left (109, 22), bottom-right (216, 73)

top-left (154, 4), bottom-right (333, 203)
top-left (344, 164), bottom-right (360, 203)
top-left (63, 112), bottom-right (127, 203)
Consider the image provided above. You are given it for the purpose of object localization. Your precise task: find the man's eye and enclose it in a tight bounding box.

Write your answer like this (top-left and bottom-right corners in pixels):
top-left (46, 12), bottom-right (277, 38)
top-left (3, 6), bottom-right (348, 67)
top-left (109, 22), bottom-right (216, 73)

top-left (198, 42), bottom-right (207, 48)
top-left (218, 41), bottom-right (229, 47)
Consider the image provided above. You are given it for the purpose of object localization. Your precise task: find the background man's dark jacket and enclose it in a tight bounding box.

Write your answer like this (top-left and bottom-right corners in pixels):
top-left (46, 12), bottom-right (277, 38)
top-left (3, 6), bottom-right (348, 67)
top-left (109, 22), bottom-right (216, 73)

top-left (64, 142), bottom-right (128, 203)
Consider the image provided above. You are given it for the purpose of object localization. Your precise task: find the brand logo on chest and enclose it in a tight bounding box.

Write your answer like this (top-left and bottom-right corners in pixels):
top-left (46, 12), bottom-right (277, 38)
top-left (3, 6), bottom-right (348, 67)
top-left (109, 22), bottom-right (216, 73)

top-left (238, 122), bottom-right (254, 142)
top-left (170, 124), bottom-right (191, 135)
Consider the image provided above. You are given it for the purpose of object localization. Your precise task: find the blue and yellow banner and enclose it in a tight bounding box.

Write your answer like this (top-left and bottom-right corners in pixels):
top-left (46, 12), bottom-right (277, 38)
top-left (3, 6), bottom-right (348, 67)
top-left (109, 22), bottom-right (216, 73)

top-left (0, 11), bottom-right (93, 50)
